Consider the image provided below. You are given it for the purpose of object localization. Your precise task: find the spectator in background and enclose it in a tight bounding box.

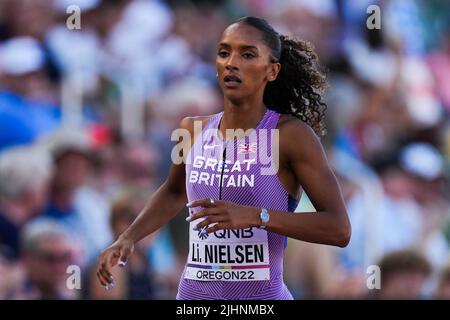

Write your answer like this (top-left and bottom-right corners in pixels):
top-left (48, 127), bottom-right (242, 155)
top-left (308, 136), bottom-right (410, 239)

top-left (44, 136), bottom-right (93, 223)
top-left (10, 219), bottom-right (79, 299)
top-left (333, 149), bottom-right (422, 276)
top-left (46, 0), bottom-right (127, 97)
top-left (374, 152), bottom-right (423, 253)
top-left (117, 141), bottom-right (161, 190)
top-left (0, 0), bottom-right (448, 301)
top-left (0, 146), bottom-right (52, 260)
top-left (435, 261), bottom-right (450, 299)
top-left (399, 143), bottom-right (450, 269)
top-left (0, 37), bottom-right (61, 151)
top-left (376, 250), bottom-right (431, 299)
top-left (427, 27), bottom-right (450, 112)
top-left (0, 255), bottom-right (23, 299)
top-left (88, 190), bottom-right (158, 299)
top-left (148, 77), bottom-right (220, 183)
top-left (0, 36), bottom-right (58, 103)
top-left (0, 0), bottom-right (55, 41)
top-left (41, 130), bottom-right (113, 264)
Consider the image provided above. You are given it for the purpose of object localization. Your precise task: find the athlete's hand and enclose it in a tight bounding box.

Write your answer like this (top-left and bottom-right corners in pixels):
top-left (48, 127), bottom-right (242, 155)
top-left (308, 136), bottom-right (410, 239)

top-left (96, 237), bottom-right (135, 290)
top-left (186, 199), bottom-right (261, 233)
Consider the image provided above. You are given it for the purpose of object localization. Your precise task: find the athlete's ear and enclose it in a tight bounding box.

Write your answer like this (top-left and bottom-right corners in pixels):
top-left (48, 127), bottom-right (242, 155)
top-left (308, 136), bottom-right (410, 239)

top-left (267, 62), bottom-right (281, 82)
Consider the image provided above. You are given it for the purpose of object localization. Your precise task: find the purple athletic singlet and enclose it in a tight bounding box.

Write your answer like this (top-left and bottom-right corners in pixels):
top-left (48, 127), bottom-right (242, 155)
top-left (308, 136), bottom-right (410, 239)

top-left (176, 109), bottom-right (298, 300)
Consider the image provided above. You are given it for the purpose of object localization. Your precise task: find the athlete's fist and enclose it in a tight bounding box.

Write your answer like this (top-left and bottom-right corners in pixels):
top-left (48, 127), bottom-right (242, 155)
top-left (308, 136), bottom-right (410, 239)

top-left (186, 198), bottom-right (261, 233)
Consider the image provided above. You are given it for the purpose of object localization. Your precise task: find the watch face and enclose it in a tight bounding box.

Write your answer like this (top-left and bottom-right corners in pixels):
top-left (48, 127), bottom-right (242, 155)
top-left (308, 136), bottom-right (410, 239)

top-left (261, 210), bottom-right (270, 223)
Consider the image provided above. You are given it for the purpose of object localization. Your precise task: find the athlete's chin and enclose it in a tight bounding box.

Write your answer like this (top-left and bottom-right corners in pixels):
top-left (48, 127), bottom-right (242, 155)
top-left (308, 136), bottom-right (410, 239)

top-left (223, 90), bottom-right (246, 102)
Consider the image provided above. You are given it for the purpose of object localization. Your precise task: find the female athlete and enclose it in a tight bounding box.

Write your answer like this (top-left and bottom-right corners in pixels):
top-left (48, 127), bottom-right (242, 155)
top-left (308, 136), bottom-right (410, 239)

top-left (96, 16), bottom-right (351, 300)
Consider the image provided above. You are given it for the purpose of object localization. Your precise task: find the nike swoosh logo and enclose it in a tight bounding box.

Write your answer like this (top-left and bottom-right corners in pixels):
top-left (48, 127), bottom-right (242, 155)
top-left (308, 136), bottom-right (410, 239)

top-left (203, 144), bottom-right (221, 150)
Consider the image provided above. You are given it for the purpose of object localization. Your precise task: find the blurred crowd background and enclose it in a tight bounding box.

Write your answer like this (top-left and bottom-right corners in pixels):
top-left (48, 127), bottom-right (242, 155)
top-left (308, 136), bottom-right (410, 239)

top-left (0, 0), bottom-right (449, 300)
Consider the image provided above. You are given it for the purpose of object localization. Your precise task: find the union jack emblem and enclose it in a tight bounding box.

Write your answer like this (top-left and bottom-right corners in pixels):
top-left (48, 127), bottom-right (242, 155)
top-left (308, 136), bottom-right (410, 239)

top-left (238, 143), bottom-right (257, 154)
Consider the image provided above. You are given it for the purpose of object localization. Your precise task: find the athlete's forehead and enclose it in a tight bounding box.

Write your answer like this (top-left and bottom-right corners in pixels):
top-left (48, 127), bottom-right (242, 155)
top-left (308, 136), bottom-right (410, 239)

top-left (218, 23), bottom-right (268, 53)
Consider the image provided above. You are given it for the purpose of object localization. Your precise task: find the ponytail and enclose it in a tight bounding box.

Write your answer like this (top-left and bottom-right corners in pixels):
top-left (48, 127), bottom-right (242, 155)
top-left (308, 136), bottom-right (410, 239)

top-left (235, 17), bottom-right (328, 136)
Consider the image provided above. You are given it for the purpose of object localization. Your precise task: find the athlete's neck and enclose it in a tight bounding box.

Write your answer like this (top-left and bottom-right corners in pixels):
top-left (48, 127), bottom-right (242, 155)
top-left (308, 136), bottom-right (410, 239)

top-left (221, 99), bottom-right (267, 136)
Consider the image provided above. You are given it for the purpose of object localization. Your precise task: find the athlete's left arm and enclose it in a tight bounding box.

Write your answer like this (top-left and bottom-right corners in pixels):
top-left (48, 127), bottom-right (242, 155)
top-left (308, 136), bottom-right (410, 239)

top-left (188, 121), bottom-right (351, 247)
top-left (263, 120), bottom-right (351, 247)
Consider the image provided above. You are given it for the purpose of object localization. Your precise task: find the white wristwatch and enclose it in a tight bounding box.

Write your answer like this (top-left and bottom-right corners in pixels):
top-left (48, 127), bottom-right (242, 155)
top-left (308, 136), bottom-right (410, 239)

top-left (259, 208), bottom-right (270, 229)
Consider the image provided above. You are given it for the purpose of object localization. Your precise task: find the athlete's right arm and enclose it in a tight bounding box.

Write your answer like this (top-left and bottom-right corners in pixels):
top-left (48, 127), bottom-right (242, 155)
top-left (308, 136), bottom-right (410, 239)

top-left (96, 117), bottom-right (196, 289)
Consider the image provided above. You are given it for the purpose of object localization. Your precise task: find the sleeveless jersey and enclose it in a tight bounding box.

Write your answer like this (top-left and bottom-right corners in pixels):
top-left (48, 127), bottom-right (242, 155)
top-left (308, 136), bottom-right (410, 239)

top-left (177, 109), bottom-right (298, 300)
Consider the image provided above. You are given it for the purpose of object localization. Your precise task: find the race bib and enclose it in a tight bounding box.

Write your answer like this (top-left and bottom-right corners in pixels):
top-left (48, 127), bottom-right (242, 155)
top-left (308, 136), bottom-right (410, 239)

top-left (184, 218), bottom-right (270, 281)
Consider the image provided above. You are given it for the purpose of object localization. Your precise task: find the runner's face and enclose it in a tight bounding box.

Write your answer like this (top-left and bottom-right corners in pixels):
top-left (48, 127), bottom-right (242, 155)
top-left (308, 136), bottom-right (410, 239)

top-left (216, 23), bottom-right (280, 102)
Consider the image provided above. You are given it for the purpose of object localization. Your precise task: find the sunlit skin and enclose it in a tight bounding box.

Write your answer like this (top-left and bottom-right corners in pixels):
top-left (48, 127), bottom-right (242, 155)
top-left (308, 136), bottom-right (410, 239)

top-left (216, 24), bottom-right (280, 98)
top-left (96, 22), bottom-right (351, 290)
top-left (216, 23), bottom-right (280, 134)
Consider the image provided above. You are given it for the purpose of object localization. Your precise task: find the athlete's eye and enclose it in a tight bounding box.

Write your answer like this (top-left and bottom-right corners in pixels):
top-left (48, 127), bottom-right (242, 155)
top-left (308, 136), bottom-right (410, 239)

top-left (218, 50), bottom-right (229, 57)
top-left (242, 53), bottom-right (256, 59)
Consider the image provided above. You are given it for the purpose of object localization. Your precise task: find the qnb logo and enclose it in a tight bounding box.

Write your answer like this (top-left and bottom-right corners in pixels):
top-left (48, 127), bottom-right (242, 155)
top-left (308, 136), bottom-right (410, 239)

top-left (198, 228), bottom-right (209, 240)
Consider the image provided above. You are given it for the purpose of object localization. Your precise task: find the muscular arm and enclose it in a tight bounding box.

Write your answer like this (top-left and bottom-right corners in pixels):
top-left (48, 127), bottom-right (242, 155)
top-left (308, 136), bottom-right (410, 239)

top-left (97, 116), bottom-right (207, 287)
top-left (185, 118), bottom-right (351, 249)
top-left (191, 119), bottom-right (351, 247)
top-left (265, 120), bottom-right (351, 247)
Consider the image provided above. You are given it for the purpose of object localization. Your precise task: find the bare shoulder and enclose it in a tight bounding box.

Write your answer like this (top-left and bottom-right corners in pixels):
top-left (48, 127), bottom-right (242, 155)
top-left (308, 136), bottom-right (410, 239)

top-left (179, 115), bottom-right (214, 131)
top-left (177, 115), bottom-right (218, 153)
top-left (277, 114), bottom-right (318, 141)
top-left (276, 114), bottom-right (324, 161)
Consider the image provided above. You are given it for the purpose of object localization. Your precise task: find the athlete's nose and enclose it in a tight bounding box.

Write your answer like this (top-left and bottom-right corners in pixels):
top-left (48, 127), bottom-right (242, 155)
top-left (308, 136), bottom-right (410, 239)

top-left (225, 52), bottom-right (239, 71)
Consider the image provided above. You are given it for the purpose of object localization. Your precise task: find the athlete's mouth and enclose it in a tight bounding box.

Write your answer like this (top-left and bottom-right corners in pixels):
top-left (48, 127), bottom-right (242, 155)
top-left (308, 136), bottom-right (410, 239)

top-left (224, 75), bottom-right (241, 82)
top-left (223, 74), bottom-right (241, 88)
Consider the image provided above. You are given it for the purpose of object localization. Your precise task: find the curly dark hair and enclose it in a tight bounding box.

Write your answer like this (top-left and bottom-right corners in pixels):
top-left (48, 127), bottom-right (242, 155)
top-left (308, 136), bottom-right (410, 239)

top-left (235, 16), bottom-right (328, 136)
